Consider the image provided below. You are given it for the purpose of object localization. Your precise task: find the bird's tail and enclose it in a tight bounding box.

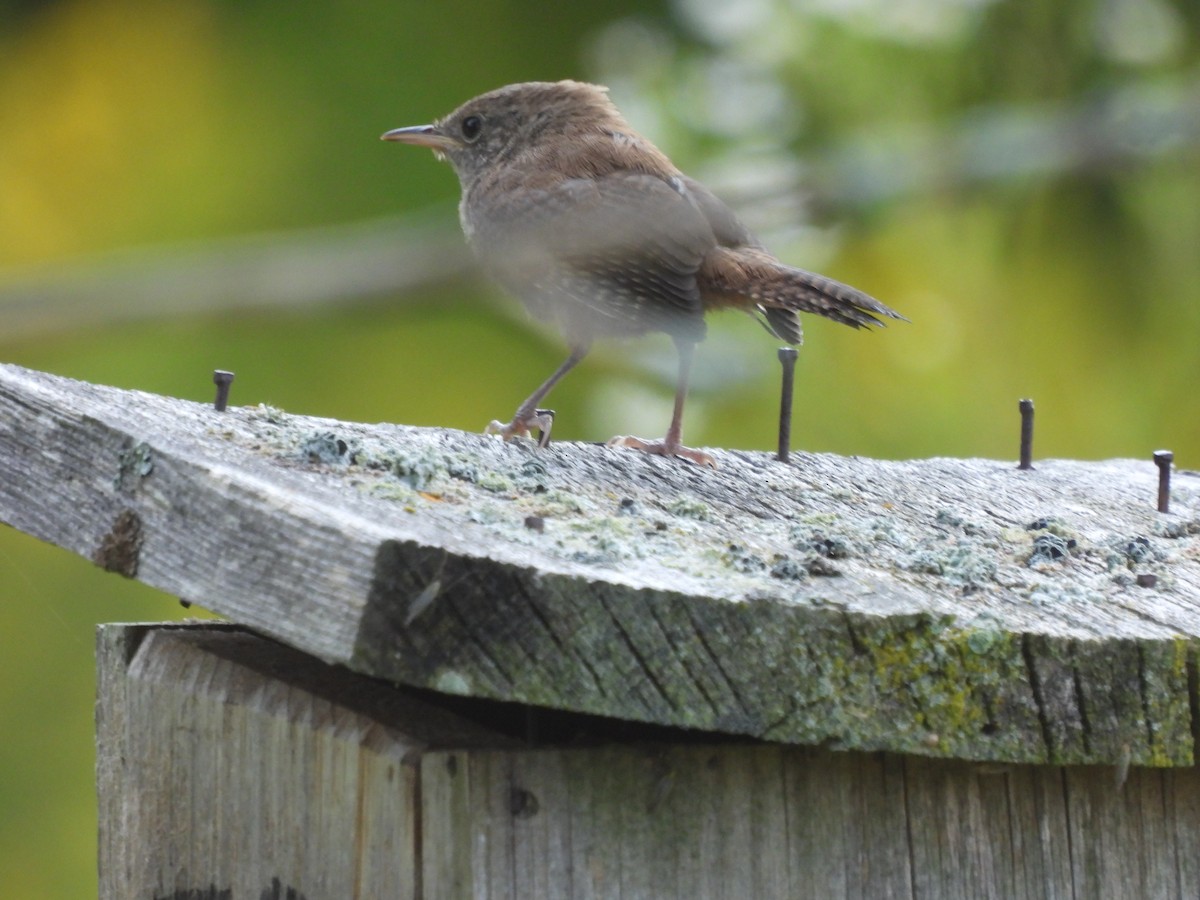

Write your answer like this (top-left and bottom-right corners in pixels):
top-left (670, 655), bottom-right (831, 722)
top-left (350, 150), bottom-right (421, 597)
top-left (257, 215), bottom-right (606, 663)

top-left (700, 246), bottom-right (906, 345)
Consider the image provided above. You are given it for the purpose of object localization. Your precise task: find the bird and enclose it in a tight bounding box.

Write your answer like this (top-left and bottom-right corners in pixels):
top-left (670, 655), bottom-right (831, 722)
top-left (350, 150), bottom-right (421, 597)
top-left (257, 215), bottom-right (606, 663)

top-left (382, 80), bottom-right (904, 467)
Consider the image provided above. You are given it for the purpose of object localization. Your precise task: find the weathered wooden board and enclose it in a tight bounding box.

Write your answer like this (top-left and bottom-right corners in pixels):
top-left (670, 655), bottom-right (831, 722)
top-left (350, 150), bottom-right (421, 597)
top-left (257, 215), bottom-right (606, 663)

top-left (98, 623), bottom-right (1200, 899)
top-left (96, 622), bottom-right (517, 899)
top-left (4, 363), bottom-right (1199, 764)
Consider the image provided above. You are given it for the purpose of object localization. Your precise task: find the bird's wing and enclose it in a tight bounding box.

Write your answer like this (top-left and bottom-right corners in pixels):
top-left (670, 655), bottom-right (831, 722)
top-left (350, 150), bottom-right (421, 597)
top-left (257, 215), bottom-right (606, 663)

top-left (674, 174), bottom-right (762, 250)
top-left (471, 172), bottom-right (714, 340)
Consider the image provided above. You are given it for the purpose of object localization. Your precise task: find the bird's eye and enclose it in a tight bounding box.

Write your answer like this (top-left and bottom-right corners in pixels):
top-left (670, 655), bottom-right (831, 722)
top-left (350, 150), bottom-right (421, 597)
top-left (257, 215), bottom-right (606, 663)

top-left (461, 115), bottom-right (483, 141)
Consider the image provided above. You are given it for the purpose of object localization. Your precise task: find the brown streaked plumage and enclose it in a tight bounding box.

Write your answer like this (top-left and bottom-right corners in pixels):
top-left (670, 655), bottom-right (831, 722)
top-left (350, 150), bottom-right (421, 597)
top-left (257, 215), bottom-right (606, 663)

top-left (383, 80), bottom-right (904, 467)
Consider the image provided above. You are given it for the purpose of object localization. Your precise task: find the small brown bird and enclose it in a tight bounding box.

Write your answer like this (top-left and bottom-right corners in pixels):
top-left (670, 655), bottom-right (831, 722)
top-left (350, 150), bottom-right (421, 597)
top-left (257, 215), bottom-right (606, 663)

top-left (383, 80), bottom-right (903, 466)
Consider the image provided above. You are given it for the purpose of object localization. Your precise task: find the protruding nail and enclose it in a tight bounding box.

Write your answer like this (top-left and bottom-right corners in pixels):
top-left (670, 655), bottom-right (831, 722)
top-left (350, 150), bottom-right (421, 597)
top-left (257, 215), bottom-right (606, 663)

top-left (213, 370), bottom-right (234, 412)
top-left (776, 347), bottom-right (799, 463)
top-left (1017, 399), bottom-right (1034, 470)
top-left (1154, 450), bottom-right (1173, 514)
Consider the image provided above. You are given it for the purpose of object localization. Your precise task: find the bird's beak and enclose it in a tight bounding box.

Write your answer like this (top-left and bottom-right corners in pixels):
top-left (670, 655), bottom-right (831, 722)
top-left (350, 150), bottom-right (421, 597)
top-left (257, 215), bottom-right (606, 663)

top-left (380, 124), bottom-right (461, 153)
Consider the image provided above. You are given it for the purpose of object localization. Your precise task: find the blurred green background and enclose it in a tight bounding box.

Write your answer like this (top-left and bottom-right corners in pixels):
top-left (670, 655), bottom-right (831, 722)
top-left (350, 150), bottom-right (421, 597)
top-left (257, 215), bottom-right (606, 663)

top-left (1, 0), bottom-right (1197, 893)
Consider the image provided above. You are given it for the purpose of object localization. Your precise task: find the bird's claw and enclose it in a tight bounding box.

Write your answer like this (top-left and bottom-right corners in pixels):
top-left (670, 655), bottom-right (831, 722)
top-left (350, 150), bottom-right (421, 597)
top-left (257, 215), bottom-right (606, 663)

top-left (486, 409), bottom-right (555, 448)
top-left (606, 435), bottom-right (717, 469)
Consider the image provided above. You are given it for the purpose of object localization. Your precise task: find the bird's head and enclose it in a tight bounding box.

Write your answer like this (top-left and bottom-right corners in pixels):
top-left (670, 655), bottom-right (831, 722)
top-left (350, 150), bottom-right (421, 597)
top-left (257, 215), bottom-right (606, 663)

top-left (382, 80), bottom-right (628, 188)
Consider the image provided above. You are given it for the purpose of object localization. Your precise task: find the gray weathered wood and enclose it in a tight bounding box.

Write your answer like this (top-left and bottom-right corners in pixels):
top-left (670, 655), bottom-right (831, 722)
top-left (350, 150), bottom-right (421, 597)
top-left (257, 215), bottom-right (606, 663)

top-left (98, 622), bottom-right (1200, 899)
top-left (4, 362), bottom-right (1198, 764)
top-left (96, 622), bottom-right (516, 899)
top-left (426, 748), bottom-right (1200, 900)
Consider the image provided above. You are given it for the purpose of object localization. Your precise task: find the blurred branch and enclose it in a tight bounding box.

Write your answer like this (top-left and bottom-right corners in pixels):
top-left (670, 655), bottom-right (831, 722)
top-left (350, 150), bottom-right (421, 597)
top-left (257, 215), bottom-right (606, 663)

top-left (700, 76), bottom-right (1200, 229)
top-left (0, 211), bottom-right (472, 338)
top-left (806, 76), bottom-right (1200, 214)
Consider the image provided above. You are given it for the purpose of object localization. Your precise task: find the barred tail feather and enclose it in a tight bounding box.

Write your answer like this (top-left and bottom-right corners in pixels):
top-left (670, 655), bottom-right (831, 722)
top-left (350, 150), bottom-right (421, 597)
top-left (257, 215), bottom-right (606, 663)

top-left (699, 246), bottom-right (906, 342)
top-left (764, 265), bottom-right (906, 330)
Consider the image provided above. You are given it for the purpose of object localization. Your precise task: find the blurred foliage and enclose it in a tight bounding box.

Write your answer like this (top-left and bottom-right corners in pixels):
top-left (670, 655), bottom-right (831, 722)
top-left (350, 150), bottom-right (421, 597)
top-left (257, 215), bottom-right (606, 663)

top-left (1, 0), bottom-right (1199, 893)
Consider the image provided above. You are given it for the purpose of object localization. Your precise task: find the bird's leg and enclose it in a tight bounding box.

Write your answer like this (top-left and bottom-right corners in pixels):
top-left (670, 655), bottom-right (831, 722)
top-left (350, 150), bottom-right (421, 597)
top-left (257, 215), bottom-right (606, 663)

top-left (607, 339), bottom-right (716, 468)
top-left (487, 344), bottom-right (589, 447)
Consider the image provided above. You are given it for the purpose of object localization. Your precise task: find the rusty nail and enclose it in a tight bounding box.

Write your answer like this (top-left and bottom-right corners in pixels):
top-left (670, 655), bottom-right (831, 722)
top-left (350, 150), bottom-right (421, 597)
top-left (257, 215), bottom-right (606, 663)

top-left (213, 370), bottom-right (235, 412)
top-left (1017, 399), bottom-right (1034, 470)
top-left (1154, 450), bottom-right (1173, 514)
top-left (776, 347), bottom-right (799, 463)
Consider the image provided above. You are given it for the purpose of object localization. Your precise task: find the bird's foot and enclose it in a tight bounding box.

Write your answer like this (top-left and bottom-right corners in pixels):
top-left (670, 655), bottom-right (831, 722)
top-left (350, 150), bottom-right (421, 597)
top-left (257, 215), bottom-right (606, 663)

top-left (486, 409), bottom-right (555, 448)
top-left (606, 435), bottom-right (716, 469)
